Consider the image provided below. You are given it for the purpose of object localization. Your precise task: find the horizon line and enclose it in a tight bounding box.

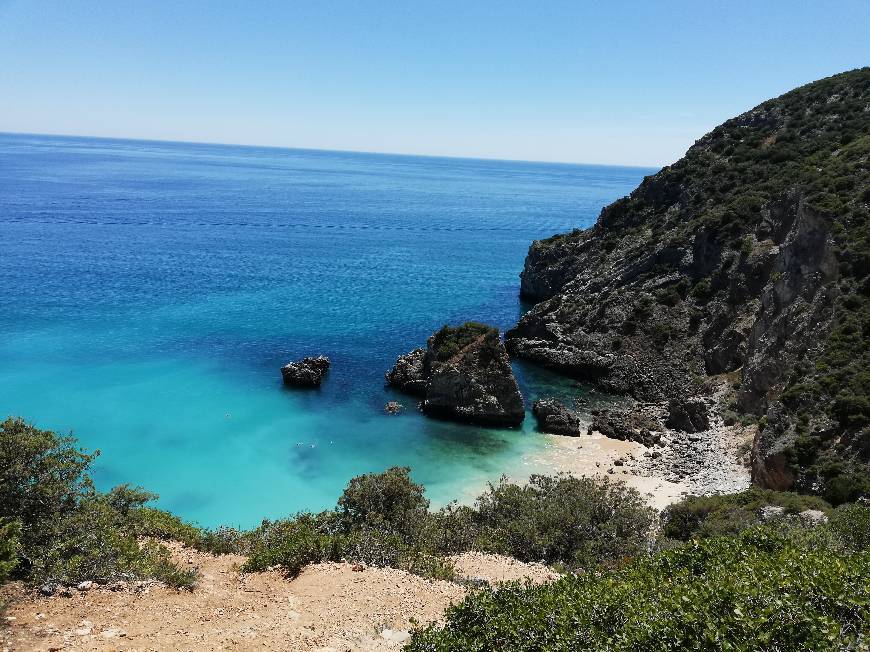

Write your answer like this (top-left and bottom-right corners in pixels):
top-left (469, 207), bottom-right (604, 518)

top-left (0, 129), bottom-right (664, 172)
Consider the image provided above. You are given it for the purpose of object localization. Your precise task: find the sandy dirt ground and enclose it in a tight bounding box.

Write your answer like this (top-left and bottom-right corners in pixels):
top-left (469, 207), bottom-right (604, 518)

top-left (1, 546), bottom-right (556, 652)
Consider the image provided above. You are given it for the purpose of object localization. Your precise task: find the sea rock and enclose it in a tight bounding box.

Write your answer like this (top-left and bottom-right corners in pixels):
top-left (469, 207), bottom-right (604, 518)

top-left (665, 397), bottom-right (710, 433)
top-left (384, 348), bottom-right (427, 395)
top-left (281, 356), bottom-right (331, 387)
top-left (387, 322), bottom-right (524, 427)
top-left (532, 398), bottom-right (582, 436)
top-left (384, 401), bottom-right (404, 415)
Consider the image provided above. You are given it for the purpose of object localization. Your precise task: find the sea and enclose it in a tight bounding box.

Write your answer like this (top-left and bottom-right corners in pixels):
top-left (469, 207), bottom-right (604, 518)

top-left (0, 132), bottom-right (655, 528)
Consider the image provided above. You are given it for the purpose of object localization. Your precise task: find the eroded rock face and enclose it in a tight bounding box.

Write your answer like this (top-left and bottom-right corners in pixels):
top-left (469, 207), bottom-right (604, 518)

top-left (386, 323), bottom-right (524, 427)
top-left (505, 69), bottom-right (870, 498)
top-left (589, 406), bottom-right (663, 446)
top-left (281, 356), bottom-right (331, 387)
top-left (384, 348), bottom-right (427, 396)
top-left (665, 397), bottom-right (710, 433)
top-left (532, 398), bottom-right (582, 436)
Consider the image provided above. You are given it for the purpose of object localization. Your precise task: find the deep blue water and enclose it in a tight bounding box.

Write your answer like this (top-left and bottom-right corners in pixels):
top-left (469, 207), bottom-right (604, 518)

top-left (0, 132), bottom-right (654, 527)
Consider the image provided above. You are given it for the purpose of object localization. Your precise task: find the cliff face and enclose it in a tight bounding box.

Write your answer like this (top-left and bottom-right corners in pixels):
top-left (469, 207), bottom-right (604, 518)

top-left (507, 68), bottom-right (870, 503)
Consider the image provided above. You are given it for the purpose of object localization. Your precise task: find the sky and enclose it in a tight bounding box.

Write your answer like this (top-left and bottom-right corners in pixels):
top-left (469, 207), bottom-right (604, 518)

top-left (0, 1), bottom-right (868, 166)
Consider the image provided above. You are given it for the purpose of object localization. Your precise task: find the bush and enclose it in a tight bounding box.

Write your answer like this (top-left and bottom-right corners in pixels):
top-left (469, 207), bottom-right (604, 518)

top-left (829, 503), bottom-right (870, 550)
top-left (241, 471), bottom-right (654, 580)
top-left (459, 475), bottom-right (656, 568)
top-left (338, 466), bottom-right (429, 539)
top-left (241, 512), bottom-right (455, 581)
top-left (430, 322), bottom-right (497, 362)
top-left (0, 418), bottom-right (198, 588)
top-left (661, 487), bottom-right (831, 541)
top-left (243, 513), bottom-right (340, 576)
top-left (0, 520), bottom-right (20, 584)
top-left (0, 417), bottom-right (96, 551)
top-left (407, 527), bottom-right (870, 651)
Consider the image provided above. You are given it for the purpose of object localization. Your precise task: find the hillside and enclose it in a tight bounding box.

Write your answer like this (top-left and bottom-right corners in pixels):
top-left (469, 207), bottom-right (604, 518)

top-left (507, 68), bottom-right (870, 503)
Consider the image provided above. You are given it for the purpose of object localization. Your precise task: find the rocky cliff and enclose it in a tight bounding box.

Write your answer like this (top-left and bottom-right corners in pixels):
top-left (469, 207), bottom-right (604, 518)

top-left (507, 68), bottom-right (870, 503)
top-left (387, 322), bottom-right (525, 427)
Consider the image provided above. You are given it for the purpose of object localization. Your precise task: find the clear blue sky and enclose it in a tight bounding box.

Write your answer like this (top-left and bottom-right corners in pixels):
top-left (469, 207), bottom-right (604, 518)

top-left (1, 1), bottom-right (868, 166)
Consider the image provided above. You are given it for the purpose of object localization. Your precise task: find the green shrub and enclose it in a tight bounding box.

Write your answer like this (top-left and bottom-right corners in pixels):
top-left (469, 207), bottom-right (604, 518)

top-left (829, 503), bottom-right (870, 550)
top-left (243, 513), bottom-right (339, 576)
top-left (462, 475), bottom-right (656, 568)
top-left (430, 322), bottom-right (497, 362)
top-left (0, 520), bottom-right (21, 584)
top-left (407, 527), bottom-right (870, 651)
top-left (0, 418), bottom-right (198, 588)
top-left (0, 417), bottom-right (96, 551)
top-left (661, 488), bottom-right (831, 541)
top-left (338, 466), bottom-right (429, 538)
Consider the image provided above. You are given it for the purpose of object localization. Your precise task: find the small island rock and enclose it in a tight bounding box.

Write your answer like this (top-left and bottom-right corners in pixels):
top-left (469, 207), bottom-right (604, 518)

top-left (281, 356), bottom-right (331, 387)
top-left (386, 322), bottom-right (524, 427)
top-left (384, 401), bottom-right (404, 415)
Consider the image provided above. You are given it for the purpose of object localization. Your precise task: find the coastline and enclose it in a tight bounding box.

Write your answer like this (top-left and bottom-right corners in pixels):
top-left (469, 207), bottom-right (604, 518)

top-left (517, 431), bottom-right (689, 510)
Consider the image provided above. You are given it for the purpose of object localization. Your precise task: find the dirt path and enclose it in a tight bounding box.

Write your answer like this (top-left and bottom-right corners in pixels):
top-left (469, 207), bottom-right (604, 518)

top-left (2, 546), bottom-right (556, 652)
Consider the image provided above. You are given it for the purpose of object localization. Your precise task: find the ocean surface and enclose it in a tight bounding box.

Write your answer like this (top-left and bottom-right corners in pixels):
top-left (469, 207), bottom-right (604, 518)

top-left (0, 133), bottom-right (654, 528)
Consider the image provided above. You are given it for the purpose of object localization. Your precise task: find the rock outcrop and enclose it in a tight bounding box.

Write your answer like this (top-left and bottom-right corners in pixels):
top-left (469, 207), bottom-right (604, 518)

top-left (507, 68), bottom-right (870, 502)
top-left (665, 397), bottom-right (710, 433)
top-left (281, 356), bottom-right (331, 387)
top-left (384, 401), bottom-right (404, 415)
top-left (387, 322), bottom-right (525, 427)
top-left (384, 348), bottom-right (427, 396)
top-left (532, 398), bottom-right (582, 436)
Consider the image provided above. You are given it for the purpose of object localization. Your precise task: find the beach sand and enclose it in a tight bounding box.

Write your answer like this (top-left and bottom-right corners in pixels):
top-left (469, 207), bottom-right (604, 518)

top-left (515, 431), bottom-right (688, 510)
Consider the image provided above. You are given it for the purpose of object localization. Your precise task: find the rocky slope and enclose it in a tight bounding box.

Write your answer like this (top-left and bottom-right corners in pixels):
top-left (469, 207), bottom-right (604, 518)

top-left (507, 68), bottom-right (870, 503)
top-left (387, 322), bottom-right (525, 427)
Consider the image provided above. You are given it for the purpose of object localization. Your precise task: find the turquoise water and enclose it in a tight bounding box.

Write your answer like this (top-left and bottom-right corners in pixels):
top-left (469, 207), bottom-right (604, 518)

top-left (0, 133), bottom-right (653, 528)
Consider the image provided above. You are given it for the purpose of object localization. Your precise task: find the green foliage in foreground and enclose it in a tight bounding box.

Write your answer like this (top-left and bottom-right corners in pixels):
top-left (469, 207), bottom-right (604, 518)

top-left (406, 526), bottom-right (870, 652)
top-left (241, 469), bottom-right (656, 579)
top-left (0, 417), bottom-right (198, 588)
top-left (0, 520), bottom-right (21, 584)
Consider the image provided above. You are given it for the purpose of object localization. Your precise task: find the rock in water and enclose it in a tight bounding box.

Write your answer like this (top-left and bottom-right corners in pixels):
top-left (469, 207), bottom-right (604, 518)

top-left (384, 348), bottom-right (427, 395)
top-left (386, 322), bottom-right (525, 427)
top-left (281, 356), bottom-right (331, 387)
top-left (384, 401), bottom-right (404, 415)
top-left (532, 398), bottom-right (582, 436)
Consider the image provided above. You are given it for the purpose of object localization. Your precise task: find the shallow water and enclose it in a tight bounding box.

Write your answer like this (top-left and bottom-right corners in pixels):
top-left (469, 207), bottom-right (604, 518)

top-left (0, 133), bottom-right (654, 527)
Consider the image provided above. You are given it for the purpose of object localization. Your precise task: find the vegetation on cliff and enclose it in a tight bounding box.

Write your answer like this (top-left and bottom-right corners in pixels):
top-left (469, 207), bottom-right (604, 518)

top-left (508, 68), bottom-right (870, 502)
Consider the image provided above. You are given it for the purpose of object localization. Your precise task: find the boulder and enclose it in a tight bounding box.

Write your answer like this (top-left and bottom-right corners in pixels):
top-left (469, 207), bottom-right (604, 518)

top-left (665, 397), bottom-right (710, 433)
top-left (384, 348), bottom-right (427, 395)
top-left (281, 356), bottom-right (331, 387)
top-left (384, 401), bottom-right (404, 415)
top-left (387, 322), bottom-right (524, 427)
top-left (532, 398), bottom-right (582, 436)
